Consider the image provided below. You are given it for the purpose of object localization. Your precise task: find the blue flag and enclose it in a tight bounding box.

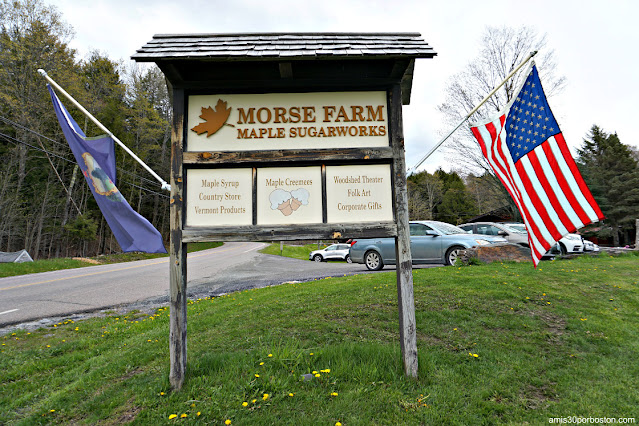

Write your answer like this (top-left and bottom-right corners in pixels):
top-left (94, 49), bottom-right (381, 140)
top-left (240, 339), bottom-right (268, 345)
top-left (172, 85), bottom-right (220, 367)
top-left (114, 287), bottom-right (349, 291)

top-left (48, 85), bottom-right (167, 254)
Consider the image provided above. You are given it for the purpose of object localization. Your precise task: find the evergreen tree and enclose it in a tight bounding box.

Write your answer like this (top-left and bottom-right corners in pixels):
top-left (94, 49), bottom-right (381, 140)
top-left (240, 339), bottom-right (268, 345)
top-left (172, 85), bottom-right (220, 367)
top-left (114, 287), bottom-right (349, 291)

top-left (433, 169), bottom-right (478, 224)
top-left (577, 125), bottom-right (639, 245)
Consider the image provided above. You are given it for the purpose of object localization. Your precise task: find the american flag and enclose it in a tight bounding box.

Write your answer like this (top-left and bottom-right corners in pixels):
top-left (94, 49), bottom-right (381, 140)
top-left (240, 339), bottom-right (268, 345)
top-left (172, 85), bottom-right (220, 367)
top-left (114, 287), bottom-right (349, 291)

top-left (470, 63), bottom-right (604, 266)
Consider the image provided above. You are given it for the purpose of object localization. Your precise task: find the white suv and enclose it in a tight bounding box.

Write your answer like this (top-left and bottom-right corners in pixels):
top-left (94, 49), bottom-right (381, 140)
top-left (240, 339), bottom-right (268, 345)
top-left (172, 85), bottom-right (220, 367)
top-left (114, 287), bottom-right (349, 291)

top-left (309, 244), bottom-right (352, 263)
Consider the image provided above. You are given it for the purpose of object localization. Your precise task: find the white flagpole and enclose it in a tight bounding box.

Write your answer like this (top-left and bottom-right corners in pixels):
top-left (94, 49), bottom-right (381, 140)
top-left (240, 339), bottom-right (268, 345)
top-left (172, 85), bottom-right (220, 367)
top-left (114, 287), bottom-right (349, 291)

top-left (38, 69), bottom-right (171, 191)
top-left (407, 50), bottom-right (538, 175)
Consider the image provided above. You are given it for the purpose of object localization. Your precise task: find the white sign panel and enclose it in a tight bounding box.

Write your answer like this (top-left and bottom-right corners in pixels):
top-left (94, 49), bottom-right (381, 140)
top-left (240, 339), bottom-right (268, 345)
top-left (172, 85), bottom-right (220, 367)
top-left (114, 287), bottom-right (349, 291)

top-left (326, 164), bottom-right (393, 223)
top-left (187, 91), bottom-right (388, 152)
top-left (186, 168), bottom-right (253, 227)
top-left (257, 167), bottom-right (322, 225)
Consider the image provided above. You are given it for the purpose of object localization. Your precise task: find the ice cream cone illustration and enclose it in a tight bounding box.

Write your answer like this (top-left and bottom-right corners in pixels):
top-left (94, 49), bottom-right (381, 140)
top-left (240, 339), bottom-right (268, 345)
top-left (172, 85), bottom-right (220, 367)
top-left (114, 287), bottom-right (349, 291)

top-left (289, 197), bottom-right (302, 211)
top-left (270, 189), bottom-right (293, 216)
top-left (277, 201), bottom-right (293, 216)
top-left (290, 188), bottom-right (309, 211)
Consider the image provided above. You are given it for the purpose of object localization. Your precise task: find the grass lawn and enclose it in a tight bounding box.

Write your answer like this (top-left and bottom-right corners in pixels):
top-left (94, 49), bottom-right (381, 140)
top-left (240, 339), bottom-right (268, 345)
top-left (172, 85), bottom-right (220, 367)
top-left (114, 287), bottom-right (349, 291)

top-left (0, 242), bottom-right (223, 278)
top-left (260, 243), bottom-right (346, 262)
top-left (1, 253), bottom-right (638, 424)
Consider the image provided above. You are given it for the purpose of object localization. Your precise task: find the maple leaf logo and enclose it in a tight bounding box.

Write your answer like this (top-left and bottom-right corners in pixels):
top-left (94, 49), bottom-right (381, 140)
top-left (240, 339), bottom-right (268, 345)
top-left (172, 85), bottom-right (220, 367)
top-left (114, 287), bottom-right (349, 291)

top-left (191, 99), bottom-right (234, 137)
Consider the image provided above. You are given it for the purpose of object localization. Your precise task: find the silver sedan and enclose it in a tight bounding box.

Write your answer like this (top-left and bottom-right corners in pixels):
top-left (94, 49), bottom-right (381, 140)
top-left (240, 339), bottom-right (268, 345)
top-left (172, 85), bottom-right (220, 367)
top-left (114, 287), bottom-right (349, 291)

top-left (349, 220), bottom-right (507, 270)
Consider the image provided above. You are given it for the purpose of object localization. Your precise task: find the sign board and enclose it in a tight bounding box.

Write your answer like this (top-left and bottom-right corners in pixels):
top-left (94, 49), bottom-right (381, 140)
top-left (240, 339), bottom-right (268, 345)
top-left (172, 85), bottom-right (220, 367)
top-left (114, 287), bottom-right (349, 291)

top-left (326, 164), bottom-right (393, 223)
top-left (182, 90), bottom-right (396, 236)
top-left (134, 31), bottom-right (436, 389)
top-left (187, 91), bottom-right (389, 151)
top-left (185, 168), bottom-right (253, 227)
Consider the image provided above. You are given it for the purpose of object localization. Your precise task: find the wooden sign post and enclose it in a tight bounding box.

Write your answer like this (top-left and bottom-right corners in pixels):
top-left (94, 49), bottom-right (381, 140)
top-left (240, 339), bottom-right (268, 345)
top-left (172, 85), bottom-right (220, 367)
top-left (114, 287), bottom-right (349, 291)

top-left (133, 33), bottom-right (436, 390)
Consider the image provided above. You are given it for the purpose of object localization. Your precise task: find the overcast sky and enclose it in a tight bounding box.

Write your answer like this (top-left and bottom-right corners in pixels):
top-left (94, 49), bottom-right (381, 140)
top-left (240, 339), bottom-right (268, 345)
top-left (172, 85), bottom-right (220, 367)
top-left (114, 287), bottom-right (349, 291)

top-left (54, 0), bottom-right (638, 173)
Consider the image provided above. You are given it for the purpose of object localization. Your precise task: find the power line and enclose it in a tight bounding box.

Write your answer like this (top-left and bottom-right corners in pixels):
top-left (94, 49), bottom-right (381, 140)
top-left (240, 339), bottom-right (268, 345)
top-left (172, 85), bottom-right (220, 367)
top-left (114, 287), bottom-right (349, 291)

top-left (0, 115), bottom-right (68, 149)
top-left (0, 131), bottom-right (74, 163)
top-left (0, 132), bottom-right (169, 199)
top-left (0, 115), bottom-right (167, 188)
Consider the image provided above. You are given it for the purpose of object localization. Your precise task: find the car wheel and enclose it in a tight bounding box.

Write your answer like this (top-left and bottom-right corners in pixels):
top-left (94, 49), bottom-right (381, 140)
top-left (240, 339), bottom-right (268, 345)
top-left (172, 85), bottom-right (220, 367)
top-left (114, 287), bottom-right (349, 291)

top-left (364, 250), bottom-right (384, 271)
top-left (445, 245), bottom-right (464, 266)
top-left (312, 254), bottom-right (323, 262)
top-left (345, 254), bottom-right (352, 263)
top-left (558, 243), bottom-right (567, 255)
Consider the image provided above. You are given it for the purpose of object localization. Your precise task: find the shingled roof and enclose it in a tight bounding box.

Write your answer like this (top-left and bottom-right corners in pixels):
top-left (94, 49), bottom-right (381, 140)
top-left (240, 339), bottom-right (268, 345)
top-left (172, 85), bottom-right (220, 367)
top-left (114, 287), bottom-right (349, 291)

top-left (132, 32), bottom-right (436, 61)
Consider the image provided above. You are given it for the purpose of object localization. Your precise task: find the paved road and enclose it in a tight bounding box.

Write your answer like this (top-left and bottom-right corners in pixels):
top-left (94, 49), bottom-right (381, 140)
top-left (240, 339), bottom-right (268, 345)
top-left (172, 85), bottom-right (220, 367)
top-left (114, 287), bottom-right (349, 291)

top-left (0, 242), bottom-right (442, 332)
top-left (0, 242), bottom-right (398, 329)
top-left (0, 242), bottom-right (262, 327)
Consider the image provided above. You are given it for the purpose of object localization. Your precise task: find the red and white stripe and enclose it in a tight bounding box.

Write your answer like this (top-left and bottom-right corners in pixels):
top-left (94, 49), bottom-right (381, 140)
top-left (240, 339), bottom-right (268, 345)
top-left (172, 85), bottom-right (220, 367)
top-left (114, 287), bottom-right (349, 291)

top-left (471, 115), bottom-right (604, 266)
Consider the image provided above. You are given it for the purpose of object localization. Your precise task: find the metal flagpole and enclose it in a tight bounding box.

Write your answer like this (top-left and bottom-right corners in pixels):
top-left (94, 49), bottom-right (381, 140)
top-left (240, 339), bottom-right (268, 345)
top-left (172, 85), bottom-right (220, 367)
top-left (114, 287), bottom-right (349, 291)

top-left (407, 50), bottom-right (538, 174)
top-left (38, 69), bottom-right (171, 191)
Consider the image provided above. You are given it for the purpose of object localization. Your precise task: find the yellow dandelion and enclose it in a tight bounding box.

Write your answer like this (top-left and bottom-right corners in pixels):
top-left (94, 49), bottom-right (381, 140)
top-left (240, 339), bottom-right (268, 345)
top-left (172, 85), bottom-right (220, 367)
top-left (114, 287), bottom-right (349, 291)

top-left (263, 393), bottom-right (269, 400)
top-left (289, 393), bottom-right (294, 397)
top-left (268, 353), bottom-right (273, 357)
top-left (160, 392), bottom-right (165, 396)
top-left (315, 373), bottom-right (321, 378)
top-left (336, 422), bottom-right (342, 426)
top-left (331, 392), bottom-right (338, 396)
top-left (197, 412), bottom-right (201, 416)
top-left (312, 370), bottom-right (318, 374)
top-left (255, 374), bottom-right (260, 378)
top-left (242, 402), bottom-right (248, 407)
top-left (50, 409), bottom-right (55, 413)
top-left (180, 413), bottom-right (187, 418)
top-left (168, 414), bottom-right (177, 419)
top-left (225, 420), bottom-right (232, 425)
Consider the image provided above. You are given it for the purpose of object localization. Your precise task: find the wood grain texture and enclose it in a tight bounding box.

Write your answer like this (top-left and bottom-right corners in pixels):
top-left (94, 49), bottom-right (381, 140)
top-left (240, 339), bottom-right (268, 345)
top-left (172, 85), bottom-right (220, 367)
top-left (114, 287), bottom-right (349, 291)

top-left (182, 221), bottom-right (397, 242)
top-left (182, 147), bottom-right (393, 164)
top-left (389, 84), bottom-right (418, 378)
top-left (169, 88), bottom-right (188, 391)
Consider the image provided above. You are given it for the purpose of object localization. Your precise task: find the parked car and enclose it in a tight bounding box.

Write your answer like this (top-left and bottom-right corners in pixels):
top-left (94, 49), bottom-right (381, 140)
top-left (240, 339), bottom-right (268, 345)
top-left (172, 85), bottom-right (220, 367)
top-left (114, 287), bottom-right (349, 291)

top-left (309, 243), bottom-right (352, 263)
top-left (349, 220), bottom-right (507, 270)
top-left (458, 222), bottom-right (529, 248)
top-left (544, 233), bottom-right (584, 255)
top-left (492, 222), bottom-right (586, 256)
top-left (582, 239), bottom-right (600, 252)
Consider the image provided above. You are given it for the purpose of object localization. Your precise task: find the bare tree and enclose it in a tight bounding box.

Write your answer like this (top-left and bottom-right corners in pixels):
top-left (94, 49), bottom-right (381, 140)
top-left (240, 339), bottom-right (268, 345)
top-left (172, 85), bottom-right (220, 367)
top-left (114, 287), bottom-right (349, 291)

top-left (407, 171), bottom-right (443, 220)
top-left (437, 26), bottom-right (566, 175)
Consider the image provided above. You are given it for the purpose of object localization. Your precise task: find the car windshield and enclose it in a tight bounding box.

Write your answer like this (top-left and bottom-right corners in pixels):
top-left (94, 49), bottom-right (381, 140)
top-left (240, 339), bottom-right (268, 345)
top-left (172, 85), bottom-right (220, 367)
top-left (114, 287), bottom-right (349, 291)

top-left (428, 222), bottom-right (466, 235)
top-left (502, 223), bottom-right (527, 234)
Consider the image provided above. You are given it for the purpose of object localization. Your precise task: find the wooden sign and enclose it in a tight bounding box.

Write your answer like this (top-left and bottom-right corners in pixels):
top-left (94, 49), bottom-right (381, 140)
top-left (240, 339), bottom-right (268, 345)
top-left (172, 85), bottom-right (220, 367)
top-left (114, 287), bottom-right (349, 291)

top-left (256, 166), bottom-right (322, 225)
top-left (185, 168), bottom-right (252, 227)
top-left (187, 91), bottom-right (389, 151)
top-left (134, 32), bottom-right (436, 390)
top-left (326, 164), bottom-right (393, 223)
